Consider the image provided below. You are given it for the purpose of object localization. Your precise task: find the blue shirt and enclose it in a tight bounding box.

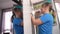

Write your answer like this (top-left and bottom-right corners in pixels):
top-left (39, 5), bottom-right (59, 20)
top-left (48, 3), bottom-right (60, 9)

top-left (13, 18), bottom-right (23, 34)
top-left (38, 13), bottom-right (53, 34)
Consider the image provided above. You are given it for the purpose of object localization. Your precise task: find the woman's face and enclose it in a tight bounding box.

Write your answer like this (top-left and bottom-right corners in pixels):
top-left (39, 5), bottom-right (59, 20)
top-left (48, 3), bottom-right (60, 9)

top-left (41, 6), bottom-right (46, 13)
top-left (41, 5), bottom-right (50, 14)
top-left (14, 11), bottom-right (23, 18)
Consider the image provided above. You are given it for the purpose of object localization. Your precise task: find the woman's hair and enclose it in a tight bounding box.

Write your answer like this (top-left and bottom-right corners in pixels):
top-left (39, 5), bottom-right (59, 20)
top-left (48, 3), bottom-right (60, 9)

top-left (13, 7), bottom-right (23, 12)
top-left (42, 2), bottom-right (55, 17)
top-left (11, 12), bottom-right (15, 22)
top-left (11, 5), bottom-right (23, 22)
top-left (42, 2), bottom-right (51, 7)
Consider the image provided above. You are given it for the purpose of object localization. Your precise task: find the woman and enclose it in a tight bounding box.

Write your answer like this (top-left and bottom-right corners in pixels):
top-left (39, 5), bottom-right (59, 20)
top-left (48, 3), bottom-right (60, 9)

top-left (11, 5), bottom-right (23, 34)
top-left (31, 2), bottom-right (53, 34)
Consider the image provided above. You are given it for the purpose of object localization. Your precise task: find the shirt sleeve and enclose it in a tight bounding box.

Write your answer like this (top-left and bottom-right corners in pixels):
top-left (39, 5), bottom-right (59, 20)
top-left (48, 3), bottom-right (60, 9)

top-left (40, 14), bottom-right (50, 23)
top-left (13, 18), bottom-right (23, 25)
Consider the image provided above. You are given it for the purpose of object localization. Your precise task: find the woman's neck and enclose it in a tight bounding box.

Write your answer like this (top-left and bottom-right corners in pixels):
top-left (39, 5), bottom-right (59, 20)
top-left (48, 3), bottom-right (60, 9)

top-left (44, 9), bottom-right (49, 14)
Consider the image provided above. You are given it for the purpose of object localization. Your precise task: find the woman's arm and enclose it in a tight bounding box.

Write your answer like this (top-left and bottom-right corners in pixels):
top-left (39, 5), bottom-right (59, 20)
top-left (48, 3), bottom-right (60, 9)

top-left (20, 22), bottom-right (23, 26)
top-left (31, 15), bottom-right (43, 25)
